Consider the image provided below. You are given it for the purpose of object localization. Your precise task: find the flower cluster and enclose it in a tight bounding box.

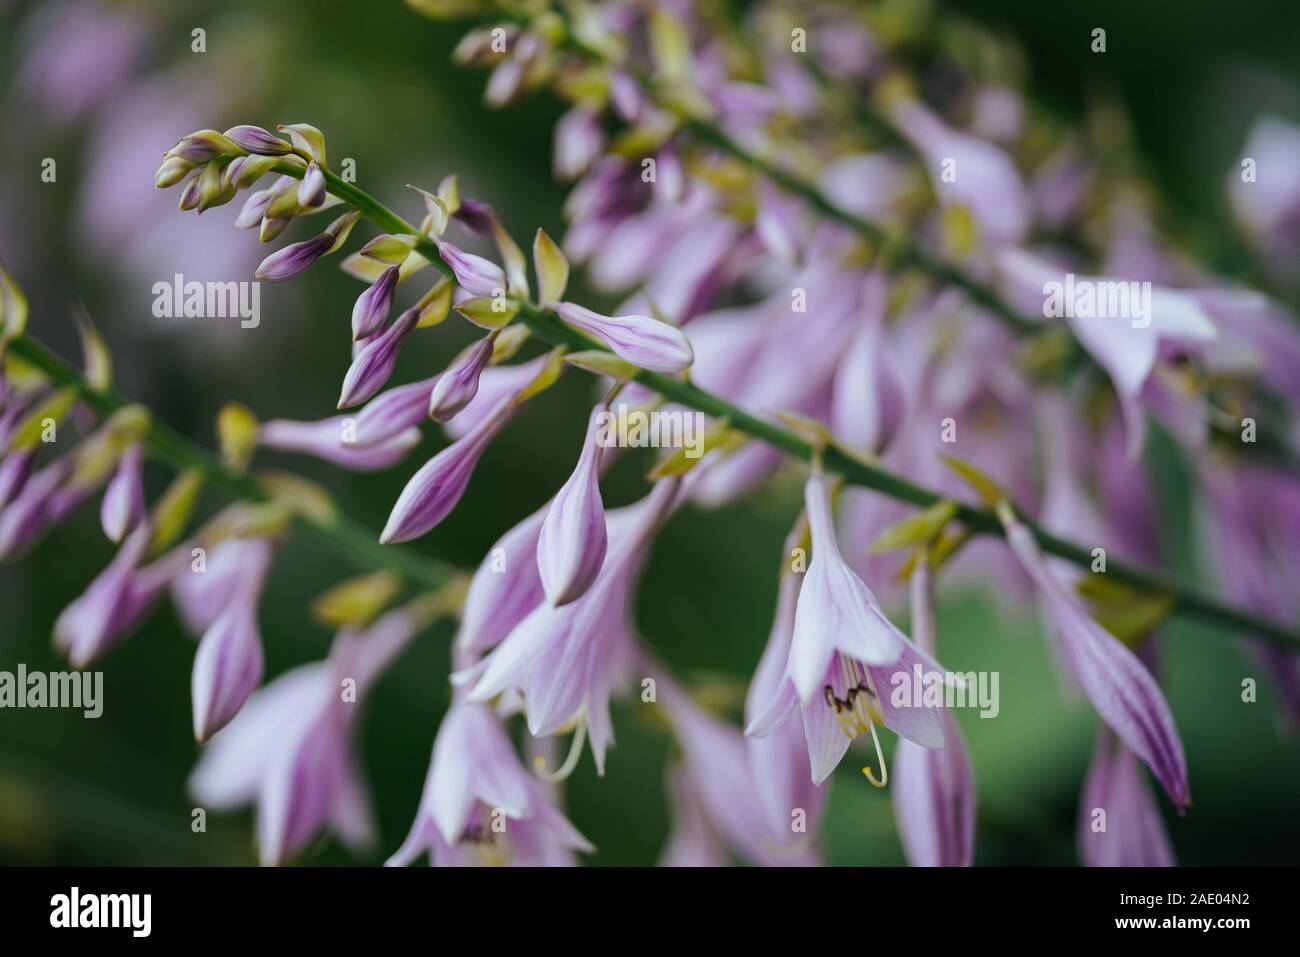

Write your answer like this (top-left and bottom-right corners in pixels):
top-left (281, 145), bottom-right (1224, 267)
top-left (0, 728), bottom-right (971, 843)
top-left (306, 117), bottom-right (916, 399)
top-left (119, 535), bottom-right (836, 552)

top-left (5, 0), bottom-right (1299, 867)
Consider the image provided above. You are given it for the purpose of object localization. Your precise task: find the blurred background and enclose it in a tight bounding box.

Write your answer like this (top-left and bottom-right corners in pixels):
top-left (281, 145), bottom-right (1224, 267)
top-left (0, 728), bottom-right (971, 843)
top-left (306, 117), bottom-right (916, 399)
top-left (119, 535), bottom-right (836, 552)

top-left (0, 0), bottom-right (1297, 866)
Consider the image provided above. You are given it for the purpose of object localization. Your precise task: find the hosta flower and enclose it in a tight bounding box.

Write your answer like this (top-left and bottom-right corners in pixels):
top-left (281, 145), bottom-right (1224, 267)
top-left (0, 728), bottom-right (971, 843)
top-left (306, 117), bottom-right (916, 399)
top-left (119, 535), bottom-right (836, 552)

top-left (659, 765), bottom-right (730, 867)
top-left (351, 375), bottom-right (440, 447)
top-left (830, 273), bottom-right (904, 454)
top-left (553, 302), bottom-right (694, 373)
top-left (386, 697), bottom-right (592, 867)
top-left (1078, 730), bottom-right (1174, 867)
top-left (554, 107), bottom-right (604, 181)
top-left (536, 405), bottom-right (608, 606)
top-left (436, 240), bottom-right (507, 297)
top-left (224, 124), bottom-right (293, 155)
top-left (350, 265), bottom-right (399, 341)
top-left (1001, 507), bottom-right (1190, 808)
top-left (456, 481), bottom-right (680, 773)
top-left (190, 606), bottom-right (423, 865)
top-left (100, 442), bottom-right (145, 543)
top-left (380, 398), bottom-right (514, 543)
top-left (1227, 116), bottom-right (1300, 268)
top-left (890, 562), bottom-right (975, 867)
top-left (337, 307), bottom-right (419, 409)
top-left (259, 415), bottom-right (420, 471)
top-left (255, 210), bottom-right (358, 281)
top-left (456, 505), bottom-right (546, 654)
top-left (298, 161), bottom-right (326, 209)
top-left (427, 336), bottom-right (493, 423)
top-left (191, 537), bottom-right (274, 742)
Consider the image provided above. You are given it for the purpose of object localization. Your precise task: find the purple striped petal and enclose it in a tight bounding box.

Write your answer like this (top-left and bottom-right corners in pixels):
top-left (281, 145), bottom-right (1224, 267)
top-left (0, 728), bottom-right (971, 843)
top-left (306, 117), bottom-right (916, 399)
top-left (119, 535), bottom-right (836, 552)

top-left (353, 375), bottom-right (438, 446)
top-left (437, 240), bottom-right (507, 296)
top-left (100, 443), bottom-right (145, 543)
top-left (350, 266), bottom-right (399, 341)
top-left (427, 336), bottom-right (493, 423)
top-left (337, 308), bottom-right (419, 409)
top-left (537, 405), bottom-right (608, 606)
top-left (260, 416), bottom-right (420, 471)
top-left (554, 301), bottom-right (694, 373)
top-left (255, 232), bottom-right (334, 282)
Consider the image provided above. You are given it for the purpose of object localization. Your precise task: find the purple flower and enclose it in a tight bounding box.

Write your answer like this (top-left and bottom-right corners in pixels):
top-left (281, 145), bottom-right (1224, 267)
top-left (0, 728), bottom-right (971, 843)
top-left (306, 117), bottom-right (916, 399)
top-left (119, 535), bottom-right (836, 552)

top-left (427, 336), bottom-right (493, 423)
top-left (100, 442), bottom-right (145, 543)
top-left (191, 538), bottom-right (273, 742)
top-left (190, 608), bottom-right (423, 865)
top-left (554, 107), bottom-right (604, 181)
top-left (0, 448), bottom-right (35, 510)
top-left (352, 375), bottom-right (439, 447)
top-left (659, 765), bottom-right (730, 866)
top-left (554, 301), bottom-right (694, 373)
top-left (259, 415), bottom-right (420, 471)
top-left (350, 265), bottom-right (399, 341)
top-left (1078, 730), bottom-right (1174, 866)
top-left (380, 399), bottom-right (514, 543)
top-left (456, 505), bottom-right (546, 654)
top-left (298, 161), bottom-right (326, 209)
top-left (1003, 512), bottom-right (1190, 808)
top-left (755, 179), bottom-right (803, 265)
top-left (386, 698), bottom-right (592, 867)
top-left (224, 125), bottom-right (293, 156)
top-left (436, 240), bottom-right (507, 297)
top-left (1227, 116), bottom-right (1300, 268)
top-left (255, 232), bottom-right (334, 282)
top-left (890, 561), bottom-right (975, 867)
top-left (337, 307), bottom-right (419, 409)
top-left (456, 482), bottom-right (680, 772)
top-left (830, 273), bottom-right (904, 454)
top-left (537, 405), bottom-right (608, 605)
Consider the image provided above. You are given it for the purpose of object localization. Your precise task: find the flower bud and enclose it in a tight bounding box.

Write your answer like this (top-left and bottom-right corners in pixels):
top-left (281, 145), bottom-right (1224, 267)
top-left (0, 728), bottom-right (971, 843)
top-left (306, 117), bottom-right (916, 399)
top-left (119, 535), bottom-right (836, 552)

top-left (436, 240), bottom-right (507, 297)
top-left (554, 301), bottom-right (694, 373)
top-left (298, 161), bottom-right (326, 209)
top-left (337, 307), bottom-right (419, 408)
top-left (224, 124), bottom-right (293, 156)
top-left (351, 265), bottom-right (399, 340)
top-left (428, 335), bottom-right (493, 423)
top-left (166, 129), bottom-right (239, 164)
top-left (154, 156), bottom-right (195, 189)
top-left (537, 406), bottom-right (608, 605)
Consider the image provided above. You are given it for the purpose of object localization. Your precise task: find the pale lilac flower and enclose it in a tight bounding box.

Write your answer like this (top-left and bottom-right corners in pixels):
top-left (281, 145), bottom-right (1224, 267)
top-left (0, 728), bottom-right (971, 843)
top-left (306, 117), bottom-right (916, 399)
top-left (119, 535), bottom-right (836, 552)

top-left (100, 442), bottom-right (145, 543)
top-left (427, 336), bottom-right (493, 423)
top-left (255, 232), bottom-right (334, 282)
top-left (351, 266), bottom-right (399, 341)
top-left (892, 100), bottom-right (1030, 247)
top-left (755, 179), bottom-right (804, 265)
top-left (436, 240), bottom-right (507, 296)
top-left (1227, 116), bottom-right (1300, 269)
top-left (259, 415), bottom-right (420, 471)
top-left (380, 399), bottom-right (515, 543)
top-left (1002, 511), bottom-right (1190, 808)
top-left (537, 405), bottom-right (608, 606)
top-left (553, 301), bottom-right (694, 373)
top-left (659, 765), bottom-right (730, 866)
top-left (337, 307), bottom-right (419, 409)
top-left (298, 161), bottom-right (326, 209)
top-left (456, 505), bottom-right (546, 654)
top-left (830, 273), bottom-right (904, 454)
top-left (0, 458), bottom-right (80, 558)
top-left (191, 538), bottom-right (273, 742)
top-left (172, 537), bottom-right (256, 636)
top-left (190, 608), bottom-right (422, 865)
top-left (224, 124), bottom-right (293, 155)
top-left (352, 375), bottom-right (439, 447)
top-left (891, 561), bottom-right (975, 867)
top-left (554, 107), bottom-right (604, 181)
top-left (1078, 730), bottom-right (1174, 866)
top-left (457, 483), bottom-right (680, 772)
top-left (386, 698), bottom-right (592, 867)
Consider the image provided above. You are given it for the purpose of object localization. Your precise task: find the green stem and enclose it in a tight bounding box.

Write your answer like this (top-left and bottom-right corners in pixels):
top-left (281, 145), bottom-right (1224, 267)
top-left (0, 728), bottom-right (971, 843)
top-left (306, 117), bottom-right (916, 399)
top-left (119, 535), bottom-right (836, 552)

top-left (255, 167), bottom-right (1297, 649)
top-left (6, 334), bottom-right (454, 590)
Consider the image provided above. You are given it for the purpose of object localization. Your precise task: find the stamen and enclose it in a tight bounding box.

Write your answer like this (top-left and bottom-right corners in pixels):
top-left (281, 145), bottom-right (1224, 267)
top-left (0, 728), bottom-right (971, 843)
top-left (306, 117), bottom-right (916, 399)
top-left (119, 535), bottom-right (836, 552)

top-left (533, 716), bottom-right (587, 783)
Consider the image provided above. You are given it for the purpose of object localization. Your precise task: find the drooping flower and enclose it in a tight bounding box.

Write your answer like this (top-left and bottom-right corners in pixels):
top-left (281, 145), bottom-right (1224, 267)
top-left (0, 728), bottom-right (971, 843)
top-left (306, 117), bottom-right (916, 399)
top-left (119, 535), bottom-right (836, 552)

top-left (456, 505), bottom-right (547, 654)
top-left (190, 605), bottom-right (425, 865)
top-left (830, 272), bottom-right (904, 454)
top-left (259, 415), bottom-right (420, 471)
top-left (191, 537), bottom-right (274, 742)
top-left (380, 398), bottom-right (515, 544)
top-left (890, 561), bottom-right (975, 867)
top-left (1078, 730), bottom-right (1175, 867)
top-left (386, 697), bottom-right (592, 867)
top-left (350, 265), bottom-right (399, 341)
top-left (427, 336), bottom-right (493, 423)
top-left (436, 240), bottom-right (507, 297)
top-left (1000, 506), bottom-right (1190, 808)
top-left (100, 441), bottom-right (145, 543)
top-left (553, 301), bottom-right (694, 373)
top-left (536, 404), bottom-right (608, 606)
top-left (337, 307), bottom-right (420, 409)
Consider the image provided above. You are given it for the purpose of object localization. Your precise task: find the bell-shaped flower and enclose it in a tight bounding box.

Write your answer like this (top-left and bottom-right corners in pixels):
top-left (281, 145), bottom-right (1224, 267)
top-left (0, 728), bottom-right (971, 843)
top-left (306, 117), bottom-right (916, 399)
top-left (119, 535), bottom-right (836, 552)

top-left (890, 562), bottom-right (976, 867)
top-left (386, 697), bottom-right (592, 867)
top-left (337, 306), bottom-right (419, 409)
top-left (553, 302), bottom-right (694, 373)
top-left (427, 336), bottom-right (493, 423)
top-left (1078, 730), bottom-right (1175, 866)
top-left (259, 415), bottom-right (419, 471)
top-left (436, 239), bottom-right (507, 297)
top-left (189, 606), bottom-right (423, 865)
top-left (456, 482), bottom-right (680, 773)
top-left (100, 442), bottom-right (145, 543)
top-left (830, 273), bottom-right (904, 454)
top-left (350, 265), bottom-right (399, 341)
top-left (1002, 510), bottom-right (1190, 808)
top-left (191, 537), bottom-right (273, 742)
top-left (380, 398), bottom-right (514, 543)
top-left (537, 405), bottom-right (608, 606)
top-left (457, 505), bottom-right (547, 654)
top-left (891, 99), bottom-right (1030, 247)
